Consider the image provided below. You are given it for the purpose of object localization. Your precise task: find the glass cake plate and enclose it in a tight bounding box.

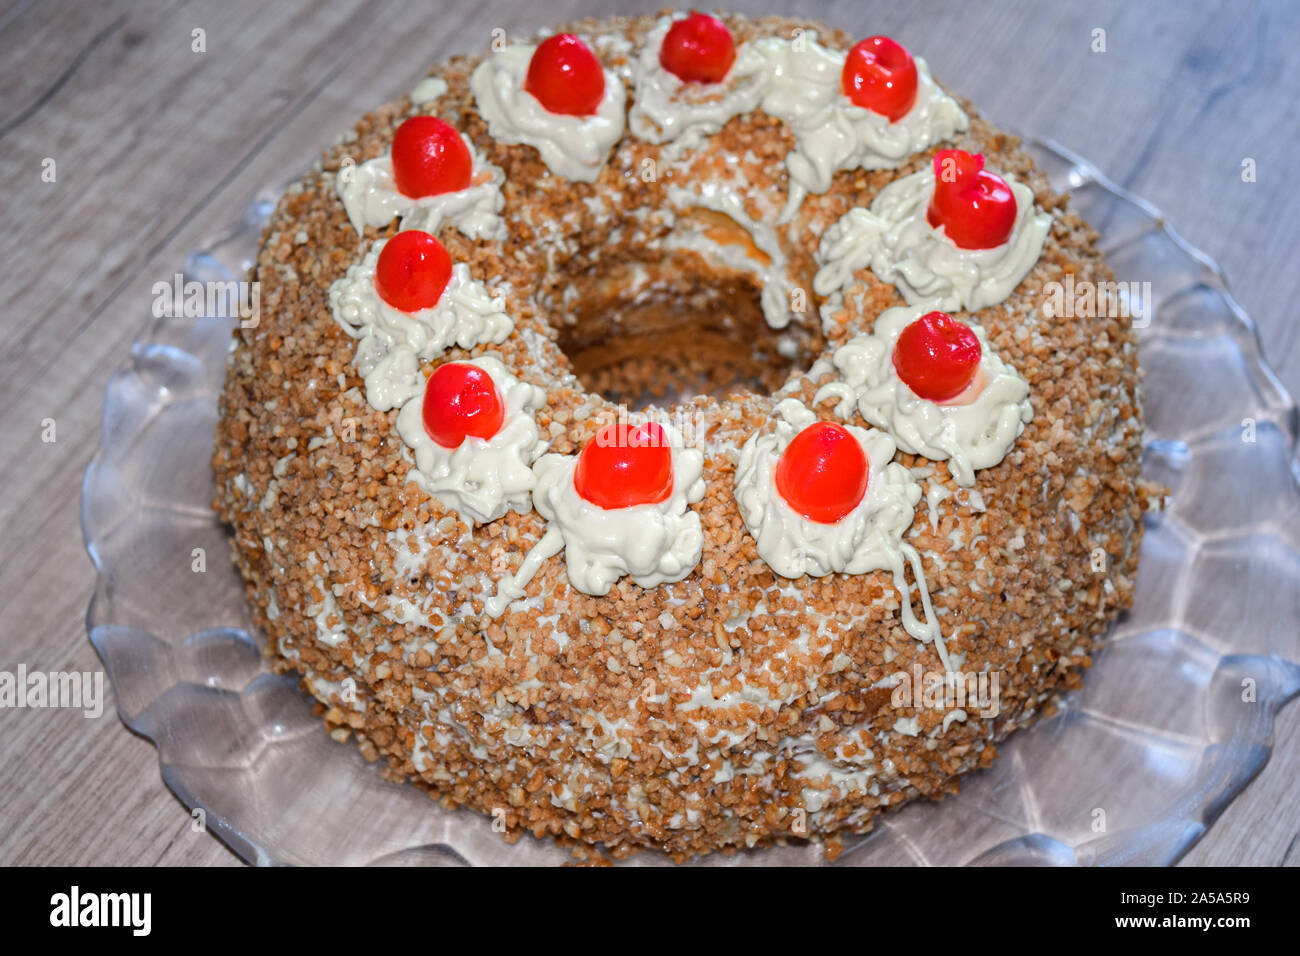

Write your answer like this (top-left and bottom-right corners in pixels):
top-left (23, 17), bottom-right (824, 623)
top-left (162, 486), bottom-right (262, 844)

top-left (81, 139), bottom-right (1300, 866)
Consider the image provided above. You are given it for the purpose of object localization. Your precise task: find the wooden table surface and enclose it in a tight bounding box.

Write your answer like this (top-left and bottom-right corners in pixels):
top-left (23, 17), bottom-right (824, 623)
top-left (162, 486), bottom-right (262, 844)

top-left (2, 0), bottom-right (1297, 866)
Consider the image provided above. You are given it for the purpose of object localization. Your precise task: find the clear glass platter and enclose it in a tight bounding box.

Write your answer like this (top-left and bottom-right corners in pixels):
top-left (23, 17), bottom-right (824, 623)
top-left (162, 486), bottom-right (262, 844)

top-left (81, 139), bottom-right (1300, 866)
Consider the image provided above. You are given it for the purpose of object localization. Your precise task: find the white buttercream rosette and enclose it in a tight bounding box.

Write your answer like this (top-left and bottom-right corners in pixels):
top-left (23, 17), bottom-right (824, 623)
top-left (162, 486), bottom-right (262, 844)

top-left (484, 423), bottom-right (708, 616)
top-left (734, 398), bottom-right (921, 579)
top-left (627, 14), bottom-right (768, 146)
top-left (531, 424), bottom-right (707, 595)
top-left (469, 40), bottom-right (626, 182)
top-left (750, 33), bottom-right (968, 215)
top-left (335, 134), bottom-right (506, 239)
top-left (328, 237), bottom-right (514, 410)
top-left (813, 166), bottom-right (1051, 313)
top-left (814, 303), bottom-right (1033, 486)
top-left (394, 356), bottom-right (548, 525)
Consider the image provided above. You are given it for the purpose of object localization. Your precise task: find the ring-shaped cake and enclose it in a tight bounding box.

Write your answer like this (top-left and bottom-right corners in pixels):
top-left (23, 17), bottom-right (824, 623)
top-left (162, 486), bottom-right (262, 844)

top-left (213, 12), bottom-right (1155, 860)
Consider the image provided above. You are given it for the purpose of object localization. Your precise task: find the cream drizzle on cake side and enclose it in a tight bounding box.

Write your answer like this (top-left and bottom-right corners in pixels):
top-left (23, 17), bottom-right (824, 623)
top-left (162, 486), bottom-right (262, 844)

top-left (734, 398), bottom-right (956, 671)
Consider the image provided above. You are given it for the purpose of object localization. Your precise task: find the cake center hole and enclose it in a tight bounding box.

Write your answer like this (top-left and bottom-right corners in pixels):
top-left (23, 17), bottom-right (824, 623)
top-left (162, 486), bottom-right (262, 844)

top-left (554, 259), bottom-right (821, 411)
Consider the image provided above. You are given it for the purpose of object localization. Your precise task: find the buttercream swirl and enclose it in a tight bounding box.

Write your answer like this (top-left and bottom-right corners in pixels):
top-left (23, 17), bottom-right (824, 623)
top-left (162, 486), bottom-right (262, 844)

top-left (813, 167), bottom-right (1051, 312)
top-left (469, 42), bottom-right (626, 183)
top-left (335, 135), bottom-right (506, 239)
top-left (486, 423), bottom-right (706, 614)
top-left (329, 237), bottom-right (514, 410)
top-left (751, 32), bottom-right (968, 217)
top-left (394, 356), bottom-right (548, 525)
top-left (734, 398), bottom-right (918, 578)
top-left (627, 15), bottom-right (767, 145)
top-left (814, 303), bottom-right (1033, 486)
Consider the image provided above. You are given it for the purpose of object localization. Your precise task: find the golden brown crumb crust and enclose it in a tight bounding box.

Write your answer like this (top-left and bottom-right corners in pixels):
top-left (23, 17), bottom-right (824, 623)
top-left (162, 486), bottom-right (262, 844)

top-left (212, 12), bottom-right (1155, 860)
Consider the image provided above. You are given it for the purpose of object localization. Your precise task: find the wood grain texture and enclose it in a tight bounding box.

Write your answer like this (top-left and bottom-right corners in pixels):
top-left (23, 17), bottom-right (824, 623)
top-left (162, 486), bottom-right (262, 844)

top-left (1, 0), bottom-right (1296, 867)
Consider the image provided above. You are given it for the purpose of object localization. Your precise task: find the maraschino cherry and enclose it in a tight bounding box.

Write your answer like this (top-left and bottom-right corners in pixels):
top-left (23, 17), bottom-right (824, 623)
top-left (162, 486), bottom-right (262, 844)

top-left (524, 33), bottom-right (606, 116)
top-left (574, 422), bottom-right (674, 510)
top-left (660, 12), bottom-right (736, 84)
top-left (421, 363), bottom-right (505, 449)
top-left (841, 35), bottom-right (918, 122)
top-left (390, 116), bottom-right (473, 199)
top-left (892, 310), bottom-right (982, 402)
top-left (374, 230), bottom-right (452, 313)
top-left (926, 149), bottom-right (1018, 250)
top-left (775, 421), bottom-right (870, 524)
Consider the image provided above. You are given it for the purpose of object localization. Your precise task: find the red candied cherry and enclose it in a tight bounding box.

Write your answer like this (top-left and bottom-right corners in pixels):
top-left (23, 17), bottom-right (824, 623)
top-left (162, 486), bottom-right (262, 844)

top-left (775, 422), bottom-right (870, 525)
top-left (574, 422), bottom-right (674, 509)
top-left (422, 363), bottom-right (505, 449)
top-left (390, 116), bottom-right (473, 198)
top-left (926, 149), bottom-right (1018, 250)
top-left (892, 310), bottom-right (983, 402)
top-left (374, 230), bottom-right (452, 313)
top-left (524, 33), bottom-right (606, 116)
top-left (841, 35), bottom-right (918, 122)
top-left (660, 11), bottom-right (736, 84)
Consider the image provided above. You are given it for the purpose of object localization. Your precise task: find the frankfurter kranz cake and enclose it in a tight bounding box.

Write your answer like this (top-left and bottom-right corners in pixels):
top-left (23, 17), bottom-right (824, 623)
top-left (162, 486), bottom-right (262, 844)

top-left (213, 11), bottom-right (1154, 860)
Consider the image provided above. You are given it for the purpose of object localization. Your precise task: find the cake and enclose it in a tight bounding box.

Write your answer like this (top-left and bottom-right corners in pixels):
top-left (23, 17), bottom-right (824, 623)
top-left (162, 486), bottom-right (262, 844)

top-left (212, 11), bottom-right (1156, 861)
